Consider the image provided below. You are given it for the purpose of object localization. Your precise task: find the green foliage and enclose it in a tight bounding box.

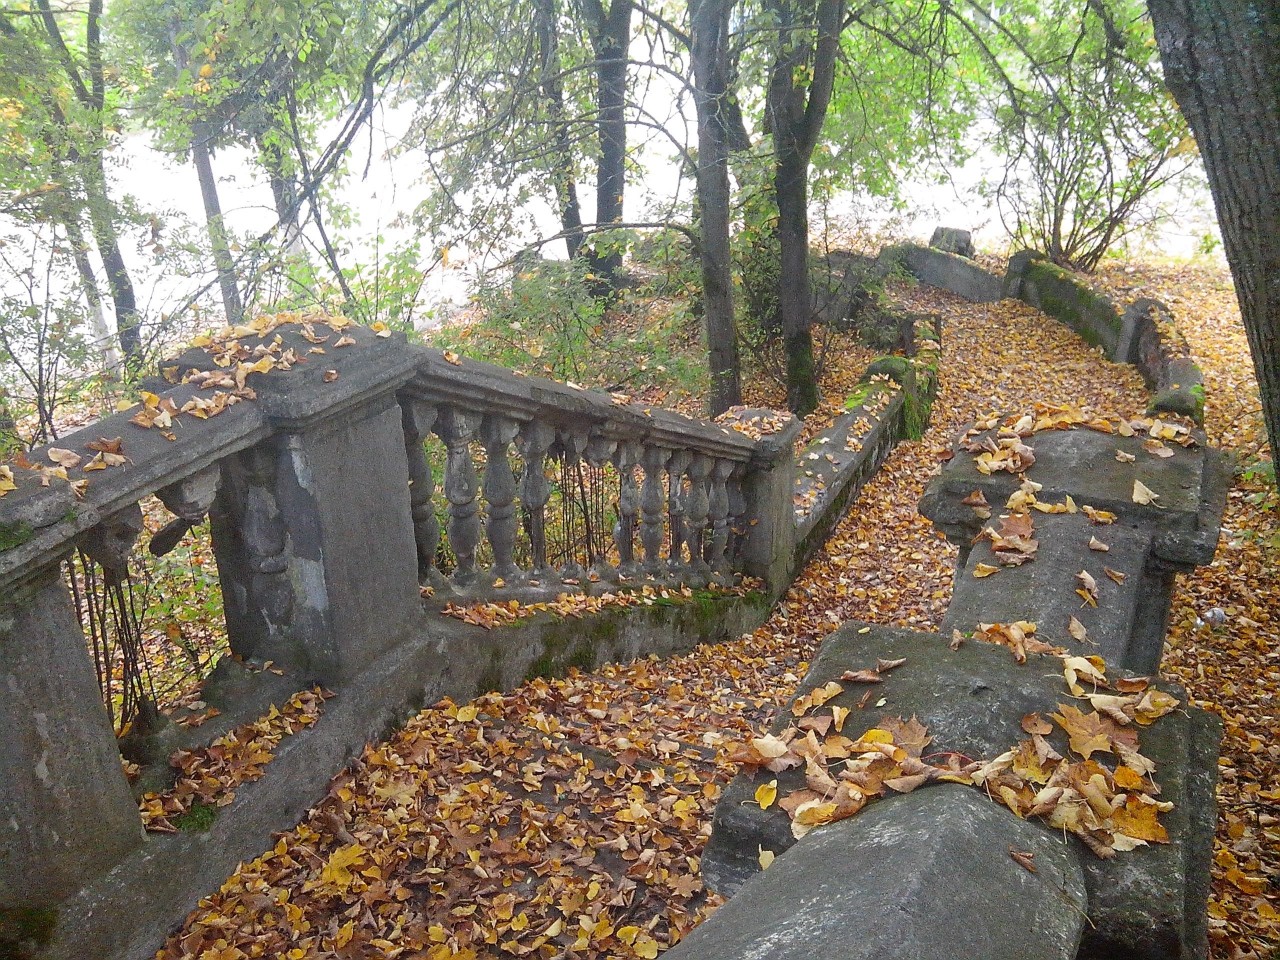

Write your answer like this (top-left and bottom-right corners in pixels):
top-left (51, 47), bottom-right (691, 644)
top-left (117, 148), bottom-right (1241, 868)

top-left (976, 0), bottom-right (1193, 270)
top-left (173, 801), bottom-right (218, 832)
top-left (434, 255), bottom-right (707, 401)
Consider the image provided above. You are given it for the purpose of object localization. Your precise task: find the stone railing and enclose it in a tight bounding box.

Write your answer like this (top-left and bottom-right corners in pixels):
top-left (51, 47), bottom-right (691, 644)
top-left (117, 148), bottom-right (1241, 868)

top-left (0, 317), bottom-right (802, 960)
top-left (682, 410), bottom-right (1228, 960)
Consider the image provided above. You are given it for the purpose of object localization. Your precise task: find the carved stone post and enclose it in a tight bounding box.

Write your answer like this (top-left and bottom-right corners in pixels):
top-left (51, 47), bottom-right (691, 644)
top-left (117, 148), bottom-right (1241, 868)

top-left (401, 399), bottom-right (443, 587)
top-left (481, 414), bottom-right (521, 582)
top-left (707, 458), bottom-right (734, 581)
top-left (667, 450), bottom-right (693, 573)
top-left (585, 434), bottom-right (618, 582)
top-left (613, 442), bottom-right (642, 578)
top-left (640, 445), bottom-right (670, 576)
top-left (726, 464), bottom-right (748, 568)
top-left (517, 420), bottom-right (556, 578)
top-left (436, 407), bottom-right (483, 587)
top-left (684, 455), bottom-right (712, 585)
top-left (77, 503), bottom-right (143, 584)
top-left (557, 426), bottom-right (590, 581)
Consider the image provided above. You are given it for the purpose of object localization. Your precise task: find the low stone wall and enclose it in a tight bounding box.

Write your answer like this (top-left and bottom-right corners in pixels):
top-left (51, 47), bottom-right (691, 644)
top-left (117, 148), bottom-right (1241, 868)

top-left (792, 342), bottom-right (940, 570)
top-left (889, 243), bottom-right (1004, 303)
top-left (895, 236), bottom-right (1208, 425)
top-left (49, 592), bottom-right (769, 960)
top-left (689, 413), bottom-right (1228, 960)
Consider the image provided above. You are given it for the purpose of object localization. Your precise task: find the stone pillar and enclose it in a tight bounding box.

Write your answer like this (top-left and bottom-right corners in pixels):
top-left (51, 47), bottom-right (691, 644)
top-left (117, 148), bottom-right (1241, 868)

top-left (199, 326), bottom-right (421, 684)
top-left (0, 566), bottom-right (144, 915)
top-left (733, 411), bottom-right (802, 597)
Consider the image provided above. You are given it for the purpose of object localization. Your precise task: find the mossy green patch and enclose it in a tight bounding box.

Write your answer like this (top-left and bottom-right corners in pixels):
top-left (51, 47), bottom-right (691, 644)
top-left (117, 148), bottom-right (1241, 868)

top-left (0, 521), bottom-right (32, 553)
top-left (0, 905), bottom-right (58, 960)
top-left (174, 801), bottom-right (218, 832)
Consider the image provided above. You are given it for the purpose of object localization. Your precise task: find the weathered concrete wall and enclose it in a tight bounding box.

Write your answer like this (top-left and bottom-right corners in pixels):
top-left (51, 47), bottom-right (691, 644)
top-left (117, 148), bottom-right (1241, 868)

top-left (893, 244), bottom-right (1004, 303)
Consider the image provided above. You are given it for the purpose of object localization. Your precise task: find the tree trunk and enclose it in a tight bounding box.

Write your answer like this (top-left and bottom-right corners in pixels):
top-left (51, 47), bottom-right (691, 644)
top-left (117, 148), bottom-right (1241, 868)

top-left (191, 128), bottom-right (244, 324)
top-left (535, 0), bottom-right (586, 259)
top-left (1147, 0), bottom-right (1280, 457)
top-left (81, 158), bottom-right (143, 363)
top-left (256, 134), bottom-right (308, 260)
top-left (765, 0), bottom-right (843, 416)
top-left (775, 151), bottom-right (819, 414)
top-left (690, 0), bottom-right (742, 415)
top-left (583, 0), bottom-right (633, 290)
top-left (62, 215), bottom-right (121, 375)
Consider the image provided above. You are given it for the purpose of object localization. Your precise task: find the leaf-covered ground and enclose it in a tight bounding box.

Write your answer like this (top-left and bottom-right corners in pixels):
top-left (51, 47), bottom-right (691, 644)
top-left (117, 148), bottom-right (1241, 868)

top-left (158, 268), bottom-right (1277, 960)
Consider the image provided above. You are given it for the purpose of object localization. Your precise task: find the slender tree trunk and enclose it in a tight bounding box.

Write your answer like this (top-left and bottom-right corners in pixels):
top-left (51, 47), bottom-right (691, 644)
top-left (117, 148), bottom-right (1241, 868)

top-left (191, 128), bottom-right (244, 323)
top-left (256, 134), bottom-right (308, 260)
top-left (63, 216), bottom-right (121, 375)
top-left (690, 0), bottom-right (742, 415)
top-left (535, 0), bottom-right (586, 259)
top-left (1148, 0), bottom-right (1280, 457)
top-left (81, 159), bottom-right (143, 362)
top-left (583, 0), bottom-right (633, 290)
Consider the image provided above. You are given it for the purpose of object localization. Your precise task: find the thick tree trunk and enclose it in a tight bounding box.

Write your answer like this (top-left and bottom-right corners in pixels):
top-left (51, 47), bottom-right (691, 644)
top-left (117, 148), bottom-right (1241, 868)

top-left (765, 0), bottom-right (843, 416)
top-left (584, 0), bottom-right (632, 290)
top-left (775, 151), bottom-right (819, 414)
top-left (1148, 0), bottom-right (1280, 457)
top-left (690, 0), bottom-right (742, 415)
top-left (535, 0), bottom-right (586, 260)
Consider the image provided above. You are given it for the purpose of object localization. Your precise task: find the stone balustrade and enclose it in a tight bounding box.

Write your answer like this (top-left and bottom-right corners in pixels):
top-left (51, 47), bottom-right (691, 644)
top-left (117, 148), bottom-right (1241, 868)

top-left (0, 318), bottom-right (801, 954)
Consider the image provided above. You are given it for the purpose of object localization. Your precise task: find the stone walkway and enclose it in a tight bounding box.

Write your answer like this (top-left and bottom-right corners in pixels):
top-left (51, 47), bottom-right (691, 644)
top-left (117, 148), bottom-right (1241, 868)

top-left (158, 290), bottom-right (1158, 960)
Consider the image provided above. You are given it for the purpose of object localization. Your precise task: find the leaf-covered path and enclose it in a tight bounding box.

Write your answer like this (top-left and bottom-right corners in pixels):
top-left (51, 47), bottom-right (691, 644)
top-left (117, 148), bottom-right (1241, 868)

top-left (159, 278), bottom-right (1277, 960)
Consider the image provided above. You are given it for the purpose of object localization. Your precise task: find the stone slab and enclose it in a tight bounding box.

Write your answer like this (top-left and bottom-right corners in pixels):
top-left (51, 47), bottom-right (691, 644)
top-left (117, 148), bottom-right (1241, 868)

top-left (701, 622), bottom-right (1218, 960)
top-left (901, 244), bottom-right (1004, 303)
top-left (671, 786), bottom-right (1085, 960)
top-left (919, 424), bottom-right (1224, 568)
top-left (941, 511), bottom-right (1154, 671)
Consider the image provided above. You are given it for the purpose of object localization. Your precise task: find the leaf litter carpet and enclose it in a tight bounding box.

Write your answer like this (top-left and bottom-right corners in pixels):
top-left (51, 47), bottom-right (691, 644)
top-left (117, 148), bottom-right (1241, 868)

top-left (161, 276), bottom-right (1277, 960)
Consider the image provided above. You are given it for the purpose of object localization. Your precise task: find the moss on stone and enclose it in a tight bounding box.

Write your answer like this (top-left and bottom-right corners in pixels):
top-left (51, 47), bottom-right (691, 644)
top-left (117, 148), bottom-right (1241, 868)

top-left (0, 521), bottom-right (32, 553)
top-left (0, 905), bottom-right (59, 960)
top-left (174, 801), bottom-right (218, 832)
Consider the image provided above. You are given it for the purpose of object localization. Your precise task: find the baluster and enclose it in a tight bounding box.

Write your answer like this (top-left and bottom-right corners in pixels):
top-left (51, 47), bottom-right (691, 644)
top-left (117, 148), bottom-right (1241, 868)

top-left (517, 421), bottom-right (556, 580)
top-left (726, 463), bottom-right (748, 571)
top-left (481, 414), bottom-right (521, 583)
top-left (666, 450), bottom-right (693, 574)
top-left (78, 503), bottom-right (144, 585)
top-left (584, 435), bottom-right (618, 582)
top-left (640, 445), bottom-right (670, 576)
top-left (557, 427), bottom-right (590, 582)
top-left (401, 400), bottom-right (443, 587)
top-left (685, 454), bottom-right (712, 585)
top-left (707, 458), bottom-right (734, 582)
top-left (613, 442), bottom-right (642, 578)
top-left (435, 407), bottom-right (483, 587)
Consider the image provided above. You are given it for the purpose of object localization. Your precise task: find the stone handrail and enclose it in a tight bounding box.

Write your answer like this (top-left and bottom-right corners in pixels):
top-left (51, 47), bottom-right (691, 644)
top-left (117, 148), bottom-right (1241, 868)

top-left (0, 317), bottom-right (801, 951)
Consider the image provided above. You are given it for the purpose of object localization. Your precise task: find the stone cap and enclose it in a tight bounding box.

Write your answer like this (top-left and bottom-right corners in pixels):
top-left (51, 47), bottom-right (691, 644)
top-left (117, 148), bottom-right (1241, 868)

top-left (169, 321), bottom-right (419, 428)
top-left (919, 419), bottom-right (1227, 569)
